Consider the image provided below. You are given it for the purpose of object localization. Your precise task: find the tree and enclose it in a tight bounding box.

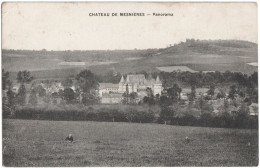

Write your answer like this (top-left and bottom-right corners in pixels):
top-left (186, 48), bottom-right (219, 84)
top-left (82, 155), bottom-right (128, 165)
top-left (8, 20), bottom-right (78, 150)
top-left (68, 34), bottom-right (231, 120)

top-left (234, 72), bottom-right (247, 86)
top-left (217, 89), bottom-right (226, 99)
top-left (43, 95), bottom-right (51, 103)
top-left (129, 92), bottom-right (138, 104)
top-left (159, 95), bottom-right (172, 107)
top-left (143, 96), bottom-right (149, 104)
top-left (51, 92), bottom-right (59, 99)
top-left (36, 85), bottom-right (46, 97)
top-left (82, 93), bottom-right (99, 105)
top-left (143, 87), bottom-right (156, 105)
top-left (2, 69), bottom-right (11, 90)
top-left (58, 89), bottom-right (64, 98)
top-left (167, 83), bottom-right (182, 102)
top-left (52, 99), bottom-right (57, 104)
top-left (198, 95), bottom-right (205, 114)
top-left (29, 89), bottom-right (37, 106)
top-left (160, 106), bottom-right (175, 124)
top-left (61, 78), bottom-right (73, 89)
top-left (6, 89), bottom-right (16, 108)
top-left (3, 88), bottom-right (16, 117)
top-left (250, 72), bottom-right (258, 86)
top-left (207, 83), bottom-right (215, 99)
top-left (143, 96), bottom-right (156, 106)
top-left (17, 70), bottom-right (33, 84)
top-left (122, 84), bottom-right (130, 104)
top-left (223, 98), bottom-right (229, 113)
top-left (234, 102), bottom-right (250, 128)
top-left (76, 70), bottom-right (99, 93)
top-left (189, 75), bottom-right (199, 86)
top-left (16, 70), bottom-right (33, 105)
top-left (74, 88), bottom-right (81, 103)
top-left (63, 88), bottom-right (75, 103)
top-left (189, 85), bottom-right (196, 101)
top-left (17, 84), bottom-right (26, 105)
top-left (146, 87), bottom-right (153, 98)
top-left (228, 85), bottom-right (237, 99)
top-left (237, 102), bottom-right (249, 115)
top-left (238, 87), bottom-right (246, 98)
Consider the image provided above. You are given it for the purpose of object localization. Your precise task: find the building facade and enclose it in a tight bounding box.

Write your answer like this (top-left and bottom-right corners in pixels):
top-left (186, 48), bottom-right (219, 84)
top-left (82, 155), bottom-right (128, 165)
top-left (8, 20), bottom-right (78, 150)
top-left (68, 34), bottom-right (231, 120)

top-left (118, 74), bottom-right (162, 95)
top-left (99, 74), bottom-right (163, 103)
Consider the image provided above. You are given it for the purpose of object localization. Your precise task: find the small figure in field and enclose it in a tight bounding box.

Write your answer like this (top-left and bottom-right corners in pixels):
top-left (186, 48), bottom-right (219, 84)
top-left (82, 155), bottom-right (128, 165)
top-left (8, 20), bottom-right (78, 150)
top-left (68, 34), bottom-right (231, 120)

top-left (65, 134), bottom-right (73, 143)
top-left (247, 142), bottom-right (251, 147)
top-left (185, 136), bottom-right (190, 143)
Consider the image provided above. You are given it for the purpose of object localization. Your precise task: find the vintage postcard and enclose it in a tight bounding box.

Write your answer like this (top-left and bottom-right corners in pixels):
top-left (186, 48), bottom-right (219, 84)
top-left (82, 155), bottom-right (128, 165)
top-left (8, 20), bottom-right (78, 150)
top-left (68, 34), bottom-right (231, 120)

top-left (2, 2), bottom-right (258, 166)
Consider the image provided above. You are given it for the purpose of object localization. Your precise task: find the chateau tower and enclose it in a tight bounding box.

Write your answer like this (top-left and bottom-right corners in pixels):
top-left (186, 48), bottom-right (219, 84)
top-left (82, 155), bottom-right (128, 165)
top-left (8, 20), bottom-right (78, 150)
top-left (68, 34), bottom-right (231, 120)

top-left (118, 75), bottom-right (126, 93)
top-left (153, 75), bottom-right (162, 95)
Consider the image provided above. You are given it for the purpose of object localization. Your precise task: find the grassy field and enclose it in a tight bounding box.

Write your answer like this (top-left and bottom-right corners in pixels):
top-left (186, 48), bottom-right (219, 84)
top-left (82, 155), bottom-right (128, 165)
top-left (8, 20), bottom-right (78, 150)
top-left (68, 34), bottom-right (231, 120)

top-left (3, 119), bottom-right (258, 166)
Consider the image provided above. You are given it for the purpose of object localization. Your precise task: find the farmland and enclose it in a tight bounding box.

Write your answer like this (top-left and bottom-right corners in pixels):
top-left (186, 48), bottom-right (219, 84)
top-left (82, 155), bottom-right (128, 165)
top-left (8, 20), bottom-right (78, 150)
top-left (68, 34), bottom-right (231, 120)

top-left (3, 119), bottom-right (258, 166)
top-left (156, 66), bottom-right (197, 73)
top-left (2, 40), bottom-right (258, 81)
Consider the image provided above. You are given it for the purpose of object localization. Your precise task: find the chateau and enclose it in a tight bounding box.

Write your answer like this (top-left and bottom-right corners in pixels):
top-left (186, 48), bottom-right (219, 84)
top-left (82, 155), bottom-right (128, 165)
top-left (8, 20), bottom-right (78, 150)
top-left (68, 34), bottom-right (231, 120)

top-left (99, 74), bottom-right (163, 104)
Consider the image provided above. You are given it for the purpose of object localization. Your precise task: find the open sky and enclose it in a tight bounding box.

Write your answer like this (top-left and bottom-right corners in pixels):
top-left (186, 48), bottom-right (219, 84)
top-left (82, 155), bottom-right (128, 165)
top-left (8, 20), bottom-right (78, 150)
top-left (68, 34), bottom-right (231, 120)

top-left (2, 2), bottom-right (258, 50)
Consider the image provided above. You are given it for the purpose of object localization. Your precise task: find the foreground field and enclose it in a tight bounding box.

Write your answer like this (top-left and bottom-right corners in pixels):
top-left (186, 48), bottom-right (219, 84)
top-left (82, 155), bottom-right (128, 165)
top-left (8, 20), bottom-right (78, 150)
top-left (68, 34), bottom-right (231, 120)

top-left (3, 119), bottom-right (258, 166)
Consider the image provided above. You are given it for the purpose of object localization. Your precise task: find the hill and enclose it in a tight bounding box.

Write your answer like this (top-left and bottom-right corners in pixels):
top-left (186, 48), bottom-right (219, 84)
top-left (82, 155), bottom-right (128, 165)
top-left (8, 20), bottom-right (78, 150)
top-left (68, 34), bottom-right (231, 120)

top-left (2, 39), bottom-right (257, 80)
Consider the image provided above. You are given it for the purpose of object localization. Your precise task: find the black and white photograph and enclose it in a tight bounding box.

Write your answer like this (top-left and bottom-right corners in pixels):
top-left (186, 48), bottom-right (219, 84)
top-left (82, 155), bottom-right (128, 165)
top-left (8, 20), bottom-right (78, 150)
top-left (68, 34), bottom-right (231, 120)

top-left (1, 2), bottom-right (258, 166)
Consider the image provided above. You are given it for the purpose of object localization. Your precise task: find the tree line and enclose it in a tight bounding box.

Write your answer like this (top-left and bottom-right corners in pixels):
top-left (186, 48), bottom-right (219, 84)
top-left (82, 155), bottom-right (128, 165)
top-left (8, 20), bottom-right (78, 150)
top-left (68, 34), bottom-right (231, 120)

top-left (2, 68), bottom-right (258, 129)
top-left (3, 69), bottom-right (100, 113)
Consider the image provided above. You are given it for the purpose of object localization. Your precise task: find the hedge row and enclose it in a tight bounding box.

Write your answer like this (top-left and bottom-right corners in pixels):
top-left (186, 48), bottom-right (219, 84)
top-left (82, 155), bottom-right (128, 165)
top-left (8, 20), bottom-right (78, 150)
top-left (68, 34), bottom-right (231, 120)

top-left (4, 107), bottom-right (156, 123)
top-left (3, 107), bottom-right (258, 129)
top-left (158, 113), bottom-right (258, 129)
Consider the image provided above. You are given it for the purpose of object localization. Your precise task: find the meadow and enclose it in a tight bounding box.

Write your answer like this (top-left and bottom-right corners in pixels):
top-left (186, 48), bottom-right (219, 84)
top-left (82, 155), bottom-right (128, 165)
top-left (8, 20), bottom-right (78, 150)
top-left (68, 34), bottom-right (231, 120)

top-left (3, 119), bottom-right (258, 166)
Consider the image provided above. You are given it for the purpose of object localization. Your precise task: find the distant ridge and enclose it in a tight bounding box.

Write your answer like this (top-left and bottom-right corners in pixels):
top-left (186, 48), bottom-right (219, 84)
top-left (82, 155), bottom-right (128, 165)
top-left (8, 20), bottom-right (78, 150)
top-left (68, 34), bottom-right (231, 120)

top-left (2, 39), bottom-right (258, 80)
top-left (156, 39), bottom-right (257, 56)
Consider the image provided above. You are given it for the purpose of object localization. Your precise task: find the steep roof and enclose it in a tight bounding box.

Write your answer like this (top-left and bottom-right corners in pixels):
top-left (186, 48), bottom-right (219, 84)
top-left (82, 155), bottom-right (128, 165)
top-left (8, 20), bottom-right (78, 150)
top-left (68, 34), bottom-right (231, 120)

top-left (99, 83), bottom-right (118, 89)
top-left (119, 76), bottom-right (125, 83)
top-left (182, 88), bottom-right (209, 94)
top-left (155, 76), bottom-right (162, 84)
top-left (144, 78), bottom-right (156, 86)
top-left (126, 74), bottom-right (146, 84)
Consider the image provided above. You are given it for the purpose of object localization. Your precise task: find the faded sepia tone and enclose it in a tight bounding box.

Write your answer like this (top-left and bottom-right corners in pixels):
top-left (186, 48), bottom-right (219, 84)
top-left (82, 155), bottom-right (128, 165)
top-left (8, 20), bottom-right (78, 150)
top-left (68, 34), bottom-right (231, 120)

top-left (2, 2), bottom-right (258, 167)
top-left (2, 2), bottom-right (257, 50)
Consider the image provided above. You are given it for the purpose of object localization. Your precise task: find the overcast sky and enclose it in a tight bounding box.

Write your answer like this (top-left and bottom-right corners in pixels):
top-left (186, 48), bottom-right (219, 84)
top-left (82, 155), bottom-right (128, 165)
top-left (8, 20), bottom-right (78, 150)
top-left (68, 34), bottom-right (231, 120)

top-left (2, 2), bottom-right (258, 50)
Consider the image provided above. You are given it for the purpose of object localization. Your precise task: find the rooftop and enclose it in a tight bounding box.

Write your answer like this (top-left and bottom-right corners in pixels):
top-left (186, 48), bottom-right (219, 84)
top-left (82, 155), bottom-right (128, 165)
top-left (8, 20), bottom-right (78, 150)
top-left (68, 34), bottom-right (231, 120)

top-left (182, 88), bottom-right (209, 93)
top-left (121, 74), bottom-right (161, 85)
top-left (99, 83), bottom-right (118, 89)
top-left (126, 74), bottom-right (146, 84)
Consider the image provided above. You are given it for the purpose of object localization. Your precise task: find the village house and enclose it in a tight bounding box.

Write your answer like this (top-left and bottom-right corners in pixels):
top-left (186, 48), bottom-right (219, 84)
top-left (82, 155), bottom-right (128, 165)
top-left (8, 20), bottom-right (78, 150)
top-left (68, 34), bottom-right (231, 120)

top-left (101, 93), bottom-right (124, 104)
top-left (180, 87), bottom-right (209, 100)
top-left (249, 103), bottom-right (258, 116)
top-left (98, 83), bottom-right (119, 97)
top-left (10, 83), bottom-right (32, 94)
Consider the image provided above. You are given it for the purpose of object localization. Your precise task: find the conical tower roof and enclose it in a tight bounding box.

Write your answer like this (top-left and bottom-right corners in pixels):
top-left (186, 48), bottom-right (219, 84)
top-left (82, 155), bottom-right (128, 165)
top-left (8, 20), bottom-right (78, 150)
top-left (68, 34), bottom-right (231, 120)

top-left (156, 75), bottom-right (161, 84)
top-left (120, 75), bottom-right (125, 83)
